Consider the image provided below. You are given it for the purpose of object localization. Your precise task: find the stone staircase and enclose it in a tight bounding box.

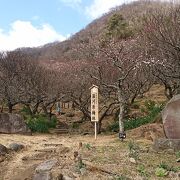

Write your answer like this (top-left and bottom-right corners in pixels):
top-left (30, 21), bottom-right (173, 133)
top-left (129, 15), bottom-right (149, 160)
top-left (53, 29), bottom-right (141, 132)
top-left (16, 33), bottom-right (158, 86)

top-left (49, 121), bottom-right (69, 134)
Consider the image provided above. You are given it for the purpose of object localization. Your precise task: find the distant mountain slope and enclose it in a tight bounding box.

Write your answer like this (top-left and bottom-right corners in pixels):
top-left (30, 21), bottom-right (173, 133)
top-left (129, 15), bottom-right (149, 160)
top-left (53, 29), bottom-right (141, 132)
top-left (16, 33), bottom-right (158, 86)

top-left (22, 0), bottom-right (174, 66)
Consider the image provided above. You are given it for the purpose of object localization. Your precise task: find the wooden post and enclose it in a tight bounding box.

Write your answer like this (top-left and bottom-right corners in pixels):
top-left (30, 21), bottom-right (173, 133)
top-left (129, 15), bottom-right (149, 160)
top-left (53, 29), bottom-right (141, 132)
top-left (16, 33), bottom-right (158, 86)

top-left (90, 85), bottom-right (99, 140)
top-left (95, 122), bottom-right (97, 140)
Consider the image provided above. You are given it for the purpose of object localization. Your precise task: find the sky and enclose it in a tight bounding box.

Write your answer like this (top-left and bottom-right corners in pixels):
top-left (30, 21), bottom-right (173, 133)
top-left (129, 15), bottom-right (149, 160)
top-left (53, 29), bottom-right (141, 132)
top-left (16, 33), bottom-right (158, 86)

top-left (0, 0), bottom-right (172, 51)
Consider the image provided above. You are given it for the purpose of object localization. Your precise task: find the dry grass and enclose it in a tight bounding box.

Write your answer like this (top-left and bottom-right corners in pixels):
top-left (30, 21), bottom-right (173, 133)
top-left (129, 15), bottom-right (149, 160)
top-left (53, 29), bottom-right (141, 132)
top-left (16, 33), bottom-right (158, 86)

top-left (0, 133), bottom-right (179, 180)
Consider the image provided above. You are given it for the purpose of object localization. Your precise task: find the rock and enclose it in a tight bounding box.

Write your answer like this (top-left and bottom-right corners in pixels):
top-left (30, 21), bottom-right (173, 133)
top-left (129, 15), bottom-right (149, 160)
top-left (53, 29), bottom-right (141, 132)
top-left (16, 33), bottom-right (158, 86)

top-left (74, 151), bottom-right (78, 160)
top-left (79, 142), bottom-right (82, 149)
top-left (153, 138), bottom-right (180, 152)
top-left (162, 95), bottom-right (180, 139)
top-left (82, 132), bottom-right (90, 135)
top-left (0, 144), bottom-right (8, 155)
top-left (56, 174), bottom-right (74, 180)
top-left (0, 113), bottom-right (31, 134)
top-left (63, 176), bottom-right (74, 180)
top-left (176, 158), bottom-right (180, 162)
top-left (35, 159), bottom-right (58, 173)
top-left (129, 157), bottom-right (136, 164)
top-left (9, 143), bottom-right (24, 151)
top-left (0, 156), bottom-right (5, 162)
top-left (22, 156), bottom-right (28, 161)
top-left (80, 167), bottom-right (87, 175)
top-left (169, 171), bottom-right (180, 179)
top-left (128, 123), bottom-right (165, 141)
top-left (56, 173), bottom-right (63, 180)
top-left (33, 172), bottom-right (52, 180)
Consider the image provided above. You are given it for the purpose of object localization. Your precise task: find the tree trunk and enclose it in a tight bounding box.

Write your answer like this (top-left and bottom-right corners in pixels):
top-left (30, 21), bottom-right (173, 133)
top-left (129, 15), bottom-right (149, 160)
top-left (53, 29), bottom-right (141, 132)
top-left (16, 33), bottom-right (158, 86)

top-left (130, 94), bottom-right (137, 105)
top-left (119, 103), bottom-right (125, 133)
top-left (25, 104), bottom-right (33, 116)
top-left (42, 105), bottom-right (48, 116)
top-left (117, 89), bottom-right (125, 134)
top-left (0, 102), bottom-right (4, 113)
top-left (48, 105), bottom-right (54, 121)
top-left (97, 120), bottom-right (102, 134)
top-left (32, 102), bottom-right (41, 115)
top-left (8, 103), bottom-right (13, 113)
top-left (72, 102), bottom-right (75, 110)
top-left (176, 87), bottom-right (180, 95)
top-left (164, 85), bottom-right (173, 100)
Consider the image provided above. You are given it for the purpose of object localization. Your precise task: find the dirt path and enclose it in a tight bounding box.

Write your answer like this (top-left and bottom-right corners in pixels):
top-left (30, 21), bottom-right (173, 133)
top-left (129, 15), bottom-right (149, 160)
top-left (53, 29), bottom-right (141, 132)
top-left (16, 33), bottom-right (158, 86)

top-left (0, 134), bottom-right (116, 180)
top-left (0, 133), bottom-right (179, 180)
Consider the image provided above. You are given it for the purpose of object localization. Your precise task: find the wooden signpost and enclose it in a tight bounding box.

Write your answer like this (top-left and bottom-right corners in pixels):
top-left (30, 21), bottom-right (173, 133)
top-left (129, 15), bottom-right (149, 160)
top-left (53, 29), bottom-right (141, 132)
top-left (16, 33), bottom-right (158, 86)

top-left (90, 85), bottom-right (99, 140)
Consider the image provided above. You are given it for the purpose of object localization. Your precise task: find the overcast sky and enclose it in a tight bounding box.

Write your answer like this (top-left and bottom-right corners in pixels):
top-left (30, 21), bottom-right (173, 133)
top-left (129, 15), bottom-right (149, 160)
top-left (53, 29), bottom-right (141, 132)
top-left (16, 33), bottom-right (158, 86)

top-left (0, 0), bottom-right (173, 51)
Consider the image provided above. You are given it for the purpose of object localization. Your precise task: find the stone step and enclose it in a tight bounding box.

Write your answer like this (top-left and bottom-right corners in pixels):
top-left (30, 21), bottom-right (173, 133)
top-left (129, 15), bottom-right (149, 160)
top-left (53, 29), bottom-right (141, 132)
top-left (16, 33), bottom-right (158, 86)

top-left (49, 129), bottom-right (69, 134)
top-left (56, 125), bottom-right (68, 129)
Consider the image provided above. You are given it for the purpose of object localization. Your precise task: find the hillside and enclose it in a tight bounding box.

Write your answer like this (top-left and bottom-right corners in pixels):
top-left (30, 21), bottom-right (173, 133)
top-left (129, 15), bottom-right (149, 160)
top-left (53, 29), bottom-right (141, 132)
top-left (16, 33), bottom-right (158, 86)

top-left (22, 0), bottom-right (173, 67)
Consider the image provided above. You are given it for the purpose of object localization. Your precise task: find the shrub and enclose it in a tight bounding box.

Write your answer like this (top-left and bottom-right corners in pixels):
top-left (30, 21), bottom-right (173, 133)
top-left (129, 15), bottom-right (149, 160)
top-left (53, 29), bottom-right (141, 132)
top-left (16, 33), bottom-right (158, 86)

top-left (84, 143), bottom-right (92, 150)
top-left (26, 114), bottom-right (57, 133)
top-left (20, 106), bottom-right (32, 116)
top-left (175, 151), bottom-right (180, 158)
top-left (108, 100), bottom-right (164, 132)
top-left (158, 162), bottom-right (178, 173)
top-left (71, 122), bottom-right (80, 129)
top-left (155, 167), bottom-right (168, 177)
top-left (137, 164), bottom-right (149, 177)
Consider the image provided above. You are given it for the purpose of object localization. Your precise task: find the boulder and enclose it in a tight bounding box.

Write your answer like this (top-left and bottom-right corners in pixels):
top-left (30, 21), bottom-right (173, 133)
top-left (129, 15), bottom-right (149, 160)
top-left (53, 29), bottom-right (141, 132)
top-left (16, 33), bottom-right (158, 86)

top-left (128, 123), bottom-right (165, 141)
top-left (153, 138), bottom-right (180, 152)
top-left (33, 159), bottom-right (58, 180)
top-left (0, 144), bottom-right (8, 155)
top-left (35, 159), bottom-right (58, 173)
top-left (162, 95), bottom-right (180, 139)
top-left (0, 113), bottom-right (31, 134)
top-left (33, 172), bottom-right (52, 180)
top-left (9, 143), bottom-right (24, 151)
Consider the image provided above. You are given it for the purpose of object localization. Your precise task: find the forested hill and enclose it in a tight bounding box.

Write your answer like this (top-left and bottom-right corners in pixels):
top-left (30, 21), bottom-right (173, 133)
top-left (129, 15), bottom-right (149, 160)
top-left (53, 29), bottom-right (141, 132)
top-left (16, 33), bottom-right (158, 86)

top-left (0, 0), bottom-right (179, 133)
top-left (22, 0), bottom-right (172, 65)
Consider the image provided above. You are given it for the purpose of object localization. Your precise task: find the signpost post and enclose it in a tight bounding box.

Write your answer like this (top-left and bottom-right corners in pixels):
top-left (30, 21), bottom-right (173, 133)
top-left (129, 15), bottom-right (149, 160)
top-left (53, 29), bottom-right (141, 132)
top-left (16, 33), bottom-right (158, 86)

top-left (90, 85), bottom-right (99, 140)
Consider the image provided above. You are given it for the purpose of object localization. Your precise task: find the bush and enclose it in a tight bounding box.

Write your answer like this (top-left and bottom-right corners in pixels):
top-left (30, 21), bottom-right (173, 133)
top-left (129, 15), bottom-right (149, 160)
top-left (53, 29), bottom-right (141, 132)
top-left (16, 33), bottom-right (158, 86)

top-left (175, 151), bottom-right (180, 158)
top-left (26, 114), bottom-right (57, 133)
top-left (158, 161), bottom-right (179, 173)
top-left (108, 100), bottom-right (164, 132)
top-left (155, 167), bottom-right (168, 177)
top-left (71, 122), bottom-right (80, 129)
top-left (137, 164), bottom-right (149, 177)
top-left (84, 143), bottom-right (92, 150)
top-left (20, 106), bottom-right (32, 116)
